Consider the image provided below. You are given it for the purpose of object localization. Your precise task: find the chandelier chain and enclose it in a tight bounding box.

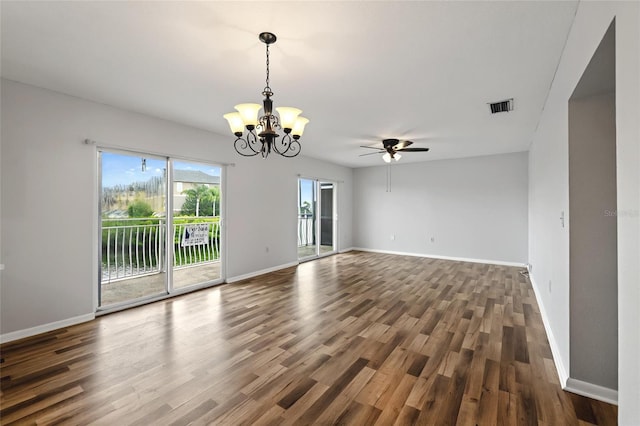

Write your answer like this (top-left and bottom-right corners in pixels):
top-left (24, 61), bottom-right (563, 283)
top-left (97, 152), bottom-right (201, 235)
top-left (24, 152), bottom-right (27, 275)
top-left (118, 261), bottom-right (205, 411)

top-left (264, 43), bottom-right (271, 94)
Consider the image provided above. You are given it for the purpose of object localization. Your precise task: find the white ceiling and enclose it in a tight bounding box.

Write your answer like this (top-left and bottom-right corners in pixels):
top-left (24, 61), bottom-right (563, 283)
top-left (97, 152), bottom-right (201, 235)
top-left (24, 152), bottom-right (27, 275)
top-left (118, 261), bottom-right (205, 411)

top-left (1, 1), bottom-right (578, 168)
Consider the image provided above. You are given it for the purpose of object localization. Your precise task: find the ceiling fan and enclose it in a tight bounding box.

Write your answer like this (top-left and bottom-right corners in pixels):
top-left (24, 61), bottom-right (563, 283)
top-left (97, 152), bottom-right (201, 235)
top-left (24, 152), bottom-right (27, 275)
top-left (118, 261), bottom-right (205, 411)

top-left (360, 138), bottom-right (430, 163)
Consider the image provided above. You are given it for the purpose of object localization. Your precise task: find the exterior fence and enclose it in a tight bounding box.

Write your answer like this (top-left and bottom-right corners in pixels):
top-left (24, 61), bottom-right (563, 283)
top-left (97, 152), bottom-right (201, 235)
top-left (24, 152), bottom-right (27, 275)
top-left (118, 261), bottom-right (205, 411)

top-left (101, 217), bottom-right (220, 283)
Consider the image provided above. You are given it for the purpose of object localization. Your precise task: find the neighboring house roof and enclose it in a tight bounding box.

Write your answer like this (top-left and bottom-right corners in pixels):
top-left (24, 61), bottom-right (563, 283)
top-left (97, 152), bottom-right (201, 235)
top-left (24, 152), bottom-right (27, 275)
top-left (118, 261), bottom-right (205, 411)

top-left (173, 170), bottom-right (220, 185)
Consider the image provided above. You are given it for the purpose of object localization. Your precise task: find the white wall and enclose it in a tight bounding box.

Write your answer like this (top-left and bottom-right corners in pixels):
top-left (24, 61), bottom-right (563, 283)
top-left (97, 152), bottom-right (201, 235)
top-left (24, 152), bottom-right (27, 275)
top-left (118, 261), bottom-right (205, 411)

top-left (569, 93), bottom-right (617, 391)
top-left (353, 152), bottom-right (528, 265)
top-left (0, 79), bottom-right (353, 338)
top-left (0, 81), bottom-right (4, 311)
top-left (528, 2), bottom-right (639, 422)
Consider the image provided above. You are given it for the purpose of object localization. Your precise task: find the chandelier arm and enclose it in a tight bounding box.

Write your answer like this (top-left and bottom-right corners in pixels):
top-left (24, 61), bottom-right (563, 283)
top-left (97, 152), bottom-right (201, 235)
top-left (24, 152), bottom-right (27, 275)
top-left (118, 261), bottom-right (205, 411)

top-left (260, 137), bottom-right (272, 158)
top-left (279, 140), bottom-right (302, 158)
top-left (247, 129), bottom-right (262, 151)
top-left (234, 137), bottom-right (259, 157)
top-left (271, 133), bottom-right (290, 155)
top-left (233, 131), bottom-right (261, 157)
top-left (275, 135), bottom-right (302, 158)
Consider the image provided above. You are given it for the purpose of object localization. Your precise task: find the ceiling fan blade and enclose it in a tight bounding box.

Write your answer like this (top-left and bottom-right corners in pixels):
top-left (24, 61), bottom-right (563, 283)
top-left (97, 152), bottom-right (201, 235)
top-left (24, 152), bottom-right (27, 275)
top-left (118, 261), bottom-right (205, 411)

top-left (359, 151), bottom-right (384, 157)
top-left (393, 140), bottom-right (413, 150)
top-left (360, 145), bottom-right (384, 150)
top-left (396, 147), bottom-right (430, 152)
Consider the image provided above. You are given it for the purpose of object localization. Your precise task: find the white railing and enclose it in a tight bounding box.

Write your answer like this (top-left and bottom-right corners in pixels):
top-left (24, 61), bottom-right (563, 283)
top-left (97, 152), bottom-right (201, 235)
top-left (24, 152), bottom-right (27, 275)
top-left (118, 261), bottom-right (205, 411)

top-left (103, 215), bottom-right (313, 283)
top-left (173, 221), bottom-right (220, 267)
top-left (298, 215), bottom-right (314, 247)
top-left (101, 217), bottom-right (220, 283)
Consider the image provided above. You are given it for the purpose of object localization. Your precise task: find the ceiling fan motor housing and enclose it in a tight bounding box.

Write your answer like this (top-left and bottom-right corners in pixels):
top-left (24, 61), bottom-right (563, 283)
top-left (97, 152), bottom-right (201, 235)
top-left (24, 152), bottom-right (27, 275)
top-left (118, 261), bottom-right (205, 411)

top-left (382, 138), bottom-right (400, 149)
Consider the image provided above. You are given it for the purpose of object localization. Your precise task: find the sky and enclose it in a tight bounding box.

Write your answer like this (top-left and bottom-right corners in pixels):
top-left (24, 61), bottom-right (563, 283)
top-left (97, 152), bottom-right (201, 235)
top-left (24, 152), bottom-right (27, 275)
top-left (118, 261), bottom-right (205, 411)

top-left (299, 178), bottom-right (315, 209)
top-left (101, 152), bottom-right (221, 187)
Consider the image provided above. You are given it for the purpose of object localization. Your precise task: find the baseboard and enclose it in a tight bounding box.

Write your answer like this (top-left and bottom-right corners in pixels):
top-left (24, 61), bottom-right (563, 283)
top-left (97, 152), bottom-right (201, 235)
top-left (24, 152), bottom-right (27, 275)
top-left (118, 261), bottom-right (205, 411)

top-left (565, 378), bottom-right (618, 405)
top-left (528, 270), bottom-right (619, 406)
top-left (226, 261), bottom-right (299, 283)
top-left (351, 247), bottom-right (526, 268)
top-left (528, 272), bottom-right (570, 388)
top-left (339, 247), bottom-right (355, 253)
top-left (0, 313), bottom-right (95, 344)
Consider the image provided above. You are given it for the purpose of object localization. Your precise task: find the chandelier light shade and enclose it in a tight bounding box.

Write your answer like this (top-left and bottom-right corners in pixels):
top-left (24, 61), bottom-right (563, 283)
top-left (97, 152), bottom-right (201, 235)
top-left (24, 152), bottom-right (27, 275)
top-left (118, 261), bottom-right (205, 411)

top-left (222, 112), bottom-right (244, 134)
top-left (275, 107), bottom-right (302, 129)
top-left (292, 117), bottom-right (309, 138)
top-left (223, 32), bottom-right (309, 158)
top-left (234, 103), bottom-right (261, 127)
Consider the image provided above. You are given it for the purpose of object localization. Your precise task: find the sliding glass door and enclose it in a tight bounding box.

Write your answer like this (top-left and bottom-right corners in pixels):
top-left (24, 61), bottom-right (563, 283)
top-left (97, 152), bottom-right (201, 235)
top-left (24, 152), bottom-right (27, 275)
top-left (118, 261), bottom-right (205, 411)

top-left (98, 150), bottom-right (223, 310)
top-left (172, 160), bottom-right (222, 290)
top-left (298, 178), bottom-right (336, 260)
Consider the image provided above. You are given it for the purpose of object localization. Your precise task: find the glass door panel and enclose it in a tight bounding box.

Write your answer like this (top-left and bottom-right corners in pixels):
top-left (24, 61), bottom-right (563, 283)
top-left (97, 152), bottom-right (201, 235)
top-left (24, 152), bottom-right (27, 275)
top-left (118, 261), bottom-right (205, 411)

top-left (298, 178), bottom-right (317, 259)
top-left (99, 151), bottom-right (167, 307)
top-left (172, 160), bottom-right (222, 290)
top-left (319, 182), bottom-right (335, 255)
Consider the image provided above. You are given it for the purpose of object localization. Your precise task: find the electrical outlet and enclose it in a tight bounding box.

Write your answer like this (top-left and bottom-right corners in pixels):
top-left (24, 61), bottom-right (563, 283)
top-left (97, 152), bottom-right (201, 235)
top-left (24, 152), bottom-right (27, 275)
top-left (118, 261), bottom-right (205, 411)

top-left (548, 280), bottom-right (552, 293)
top-left (430, 236), bottom-right (435, 243)
top-left (390, 234), bottom-right (395, 241)
top-left (265, 246), bottom-right (269, 253)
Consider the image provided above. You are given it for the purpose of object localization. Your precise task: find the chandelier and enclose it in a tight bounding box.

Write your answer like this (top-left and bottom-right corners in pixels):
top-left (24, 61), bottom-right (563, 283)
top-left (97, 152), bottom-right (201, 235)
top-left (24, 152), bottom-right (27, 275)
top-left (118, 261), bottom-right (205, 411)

top-left (223, 32), bottom-right (309, 158)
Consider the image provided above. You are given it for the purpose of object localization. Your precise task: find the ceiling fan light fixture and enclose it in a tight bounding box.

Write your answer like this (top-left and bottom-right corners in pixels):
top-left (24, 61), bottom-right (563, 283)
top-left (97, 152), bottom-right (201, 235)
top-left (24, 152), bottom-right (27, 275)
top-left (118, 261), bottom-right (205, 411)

top-left (360, 139), bottom-right (428, 162)
top-left (223, 32), bottom-right (309, 158)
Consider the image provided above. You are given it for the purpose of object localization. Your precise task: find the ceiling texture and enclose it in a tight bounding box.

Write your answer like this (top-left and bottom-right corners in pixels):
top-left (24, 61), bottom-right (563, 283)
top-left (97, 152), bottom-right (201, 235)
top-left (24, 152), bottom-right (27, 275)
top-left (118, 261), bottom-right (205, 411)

top-left (1, 1), bottom-right (578, 168)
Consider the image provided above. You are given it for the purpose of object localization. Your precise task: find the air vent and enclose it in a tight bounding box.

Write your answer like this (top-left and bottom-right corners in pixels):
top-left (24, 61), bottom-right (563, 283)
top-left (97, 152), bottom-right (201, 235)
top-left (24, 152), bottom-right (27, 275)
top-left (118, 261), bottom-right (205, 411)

top-left (489, 98), bottom-right (514, 114)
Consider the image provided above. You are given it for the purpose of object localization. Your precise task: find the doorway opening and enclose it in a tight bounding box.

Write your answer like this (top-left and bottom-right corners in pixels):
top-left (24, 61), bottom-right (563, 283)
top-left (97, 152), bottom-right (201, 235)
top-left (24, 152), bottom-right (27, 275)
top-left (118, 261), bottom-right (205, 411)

top-left (568, 20), bottom-right (617, 394)
top-left (298, 178), bottom-right (337, 260)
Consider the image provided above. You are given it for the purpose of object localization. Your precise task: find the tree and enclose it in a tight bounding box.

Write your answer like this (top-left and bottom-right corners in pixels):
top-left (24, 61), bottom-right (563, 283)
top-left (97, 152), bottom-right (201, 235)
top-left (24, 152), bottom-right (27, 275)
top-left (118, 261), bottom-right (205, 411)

top-left (127, 199), bottom-right (153, 217)
top-left (300, 201), bottom-right (312, 216)
top-left (181, 185), bottom-right (220, 217)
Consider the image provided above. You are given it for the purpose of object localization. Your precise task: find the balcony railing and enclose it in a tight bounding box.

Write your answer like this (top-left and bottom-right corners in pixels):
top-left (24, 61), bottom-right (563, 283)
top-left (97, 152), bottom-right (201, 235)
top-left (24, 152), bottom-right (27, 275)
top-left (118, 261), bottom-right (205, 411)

top-left (101, 217), bottom-right (220, 283)
top-left (102, 215), bottom-right (315, 283)
top-left (298, 214), bottom-right (314, 247)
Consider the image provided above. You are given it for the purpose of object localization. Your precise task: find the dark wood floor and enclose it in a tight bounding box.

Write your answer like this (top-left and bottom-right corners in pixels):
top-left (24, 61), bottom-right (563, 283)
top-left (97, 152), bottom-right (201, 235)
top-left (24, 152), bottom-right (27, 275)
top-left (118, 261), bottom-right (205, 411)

top-left (0, 251), bottom-right (617, 425)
